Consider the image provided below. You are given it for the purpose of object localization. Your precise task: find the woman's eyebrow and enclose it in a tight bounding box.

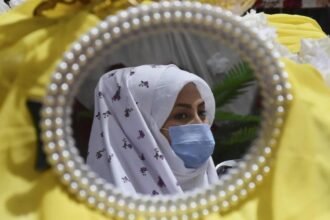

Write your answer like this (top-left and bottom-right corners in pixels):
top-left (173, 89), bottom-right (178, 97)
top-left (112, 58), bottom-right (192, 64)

top-left (174, 103), bottom-right (191, 108)
top-left (174, 101), bottom-right (205, 109)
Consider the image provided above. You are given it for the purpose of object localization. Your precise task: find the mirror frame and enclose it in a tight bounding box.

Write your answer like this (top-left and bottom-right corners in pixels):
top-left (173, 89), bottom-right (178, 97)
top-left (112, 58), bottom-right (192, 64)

top-left (40, 1), bottom-right (292, 219)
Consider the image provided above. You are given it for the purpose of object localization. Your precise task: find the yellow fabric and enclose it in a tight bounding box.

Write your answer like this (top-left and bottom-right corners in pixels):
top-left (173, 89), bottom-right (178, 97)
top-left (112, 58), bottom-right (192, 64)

top-left (267, 14), bottom-right (327, 53)
top-left (0, 1), bottom-right (107, 220)
top-left (1, 2), bottom-right (330, 220)
top-left (213, 58), bottom-right (330, 220)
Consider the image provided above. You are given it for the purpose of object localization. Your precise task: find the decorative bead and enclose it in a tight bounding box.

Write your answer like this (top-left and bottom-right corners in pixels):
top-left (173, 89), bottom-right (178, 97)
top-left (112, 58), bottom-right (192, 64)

top-left (152, 12), bottom-right (162, 24)
top-left (99, 21), bottom-right (109, 32)
top-left (122, 22), bottom-right (131, 33)
top-left (239, 189), bottom-right (248, 199)
top-left (86, 47), bottom-right (95, 58)
top-left (44, 141), bottom-right (56, 153)
top-left (248, 182), bottom-right (256, 191)
top-left (230, 194), bottom-right (239, 205)
top-left (191, 212), bottom-right (199, 219)
top-left (286, 94), bottom-right (293, 101)
top-left (107, 16), bottom-right (119, 26)
top-left (220, 200), bottom-right (230, 212)
top-left (49, 152), bottom-right (60, 164)
top-left (69, 181), bottom-right (79, 193)
top-left (264, 147), bottom-right (272, 156)
top-left (72, 43), bottom-right (82, 55)
top-left (243, 172), bottom-right (252, 181)
top-left (54, 163), bottom-right (65, 174)
top-left (194, 13), bottom-right (203, 24)
top-left (65, 73), bottom-right (74, 84)
top-left (81, 35), bottom-right (91, 47)
top-left (263, 166), bottom-right (271, 174)
top-left (48, 83), bottom-right (58, 95)
top-left (62, 173), bottom-right (72, 184)
top-left (174, 11), bottom-right (182, 21)
top-left (106, 207), bottom-right (116, 216)
top-left (97, 202), bottom-right (106, 212)
top-left (53, 72), bottom-right (63, 83)
top-left (211, 205), bottom-right (219, 212)
top-left (78, 54), bottom-right (87, 66)
top-left (61, 150), bottom-right (71, 161)
top-left (60, 83), bottom-right (69, 95)
top-left (77, 189), bottom-right (87, 201)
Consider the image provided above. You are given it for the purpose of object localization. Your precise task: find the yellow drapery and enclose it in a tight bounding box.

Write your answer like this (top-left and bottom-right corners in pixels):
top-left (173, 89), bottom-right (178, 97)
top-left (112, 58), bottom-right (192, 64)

top-left (0, 1), bottom-right (329, 220)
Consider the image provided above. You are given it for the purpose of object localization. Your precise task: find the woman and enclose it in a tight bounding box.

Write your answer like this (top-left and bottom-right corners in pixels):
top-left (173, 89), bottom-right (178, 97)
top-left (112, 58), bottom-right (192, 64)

top-left (87, 64), bottom-right (219, 195)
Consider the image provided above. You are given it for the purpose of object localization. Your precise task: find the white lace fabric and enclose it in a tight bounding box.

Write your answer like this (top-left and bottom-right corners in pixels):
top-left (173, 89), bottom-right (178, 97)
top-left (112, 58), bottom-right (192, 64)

top-left (242, 10), bottom-right (330, 87)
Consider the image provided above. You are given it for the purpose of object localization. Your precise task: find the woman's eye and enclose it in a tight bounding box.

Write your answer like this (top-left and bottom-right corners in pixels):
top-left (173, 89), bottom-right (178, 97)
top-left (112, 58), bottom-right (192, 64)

top-left (173, 113), bottom-right (189, 120)
top-left (198, 110), bottom-right (207, 118)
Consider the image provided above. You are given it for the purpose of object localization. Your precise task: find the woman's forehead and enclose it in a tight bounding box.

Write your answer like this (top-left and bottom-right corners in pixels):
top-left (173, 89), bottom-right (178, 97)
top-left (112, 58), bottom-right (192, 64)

top-left (175, 83), bottom-right (203, 104)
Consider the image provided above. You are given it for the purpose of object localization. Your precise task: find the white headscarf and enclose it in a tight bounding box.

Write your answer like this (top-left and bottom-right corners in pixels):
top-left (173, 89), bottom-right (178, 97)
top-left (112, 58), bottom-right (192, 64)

top-left (87, 64), bottom-right (218, 195)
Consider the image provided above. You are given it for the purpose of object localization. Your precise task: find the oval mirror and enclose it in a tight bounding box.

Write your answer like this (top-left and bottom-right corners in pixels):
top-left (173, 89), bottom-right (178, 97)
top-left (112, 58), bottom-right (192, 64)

top-left (40, 1), bottom-right (291, 219)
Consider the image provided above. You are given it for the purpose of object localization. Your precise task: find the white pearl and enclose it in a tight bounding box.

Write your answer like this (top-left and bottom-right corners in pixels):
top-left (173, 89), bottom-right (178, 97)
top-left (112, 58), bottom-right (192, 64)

top-left (264, 147), bottom-right (272, 156)
top-left (99, 21), bottom-right (109, 32)
top-left (239, 189), bottom-right (248, 199)
top-left (106, 207), bottom-right (116, 216)
top-left (86, 47), bottom-right (95, 58)
top-left (119, 11), bottom-right (129, 21)
top-left (44, 141), bottom-right (56, 153)
top-left (60, 83), bottom-right (69, 95)
top-left (142, 15), bottom-right (151, 25)
top-left (220, 200), bottom-right (230, 211)
top-left (107, 16), bottom-right (119, 26)
top-left (223, 22), bottom-right (233, 33)
top-left (55, 128), bottom-right (64, 139)
top-left (286, 94), bottom-right (293, 101)
top-left (102, 32), bottom-right (112, 44)
top-left (87, 196), bottom-right (96, 206)
top-left (128, 7), bottom-right (139, 18)
top-left (61, 173), bottom-right (72, 184)
top-left (78, 54), bottom-right (87, 66)
top-left (77, 189), bottom-right (87, 201)
top-left (230, 194), bottom-right (239, 205)
top-left (80, 35), bottom-right (91, 48)
top-left (204, 15), bottom-right (213, 25)
top-left (72, 43), bottom-right (82, 55)
top-left (96, 202), bottom-right (106, 212)
top-left (174, 11), bottom-right (182, 21)
top-left (94, 39), bottom-right (103, 51)
top-left (69, 181), bottom-right (79, 193)
top-left (90, 28), bottom-right (100, 39)
top-left (211, 205), bottom-right (219, 212)
top-left (54, 163), bottom-right (65, 174)
top-left (162, 11), bottom-right (171, 23)
top-left (243, 172), bottom-right (252, 181)
top-left (122, 22), bottom-right (131, 33)
top-left (49, 152), bottom-right (60, 165)
top-left (71, 63), bottom-right (80, 75)
top-left (61, 150), bottom-right (71, 161)
top-left (179, 203), bottom-right (187, 211)
top-left (248, 182), bottom-right (256, 191)
top-left (194, 13), bottom-right (203, 24)
top-left (191, 212), bottom-right (199, 219)
top-left (152, 13), bottom-right (162, 24)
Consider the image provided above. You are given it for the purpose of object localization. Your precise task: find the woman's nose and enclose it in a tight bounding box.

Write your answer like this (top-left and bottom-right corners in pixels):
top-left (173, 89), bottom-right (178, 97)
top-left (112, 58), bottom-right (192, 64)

top-left (190, 113), bottom-right (203, 124)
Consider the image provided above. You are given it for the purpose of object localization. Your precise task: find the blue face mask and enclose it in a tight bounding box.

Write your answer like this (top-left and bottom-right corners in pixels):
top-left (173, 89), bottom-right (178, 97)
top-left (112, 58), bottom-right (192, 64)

top-left (167, 124), bottom-right (215, 169)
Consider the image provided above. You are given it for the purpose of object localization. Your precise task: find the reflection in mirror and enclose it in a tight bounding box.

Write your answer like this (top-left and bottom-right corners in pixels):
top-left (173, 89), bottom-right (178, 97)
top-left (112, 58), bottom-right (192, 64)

top-left (71, 31), bottom-right (260, 195)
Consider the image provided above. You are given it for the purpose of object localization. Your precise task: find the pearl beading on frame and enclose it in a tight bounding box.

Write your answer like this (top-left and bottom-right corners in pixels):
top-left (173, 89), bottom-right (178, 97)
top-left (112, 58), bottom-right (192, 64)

top-left (40, 1), bottom-right (292, 219)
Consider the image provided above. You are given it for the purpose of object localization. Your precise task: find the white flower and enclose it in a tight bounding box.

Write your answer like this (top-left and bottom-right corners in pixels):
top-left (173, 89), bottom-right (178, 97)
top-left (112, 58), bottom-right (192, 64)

top-left (298, 37), bottom-right (330, 86)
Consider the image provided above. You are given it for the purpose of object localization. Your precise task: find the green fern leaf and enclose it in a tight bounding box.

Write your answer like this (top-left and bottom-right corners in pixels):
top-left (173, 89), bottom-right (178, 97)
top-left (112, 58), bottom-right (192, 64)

top-left (212, 62), bottom-right (255, 107)
top-left (215, 110), bottom-right (260, 123)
